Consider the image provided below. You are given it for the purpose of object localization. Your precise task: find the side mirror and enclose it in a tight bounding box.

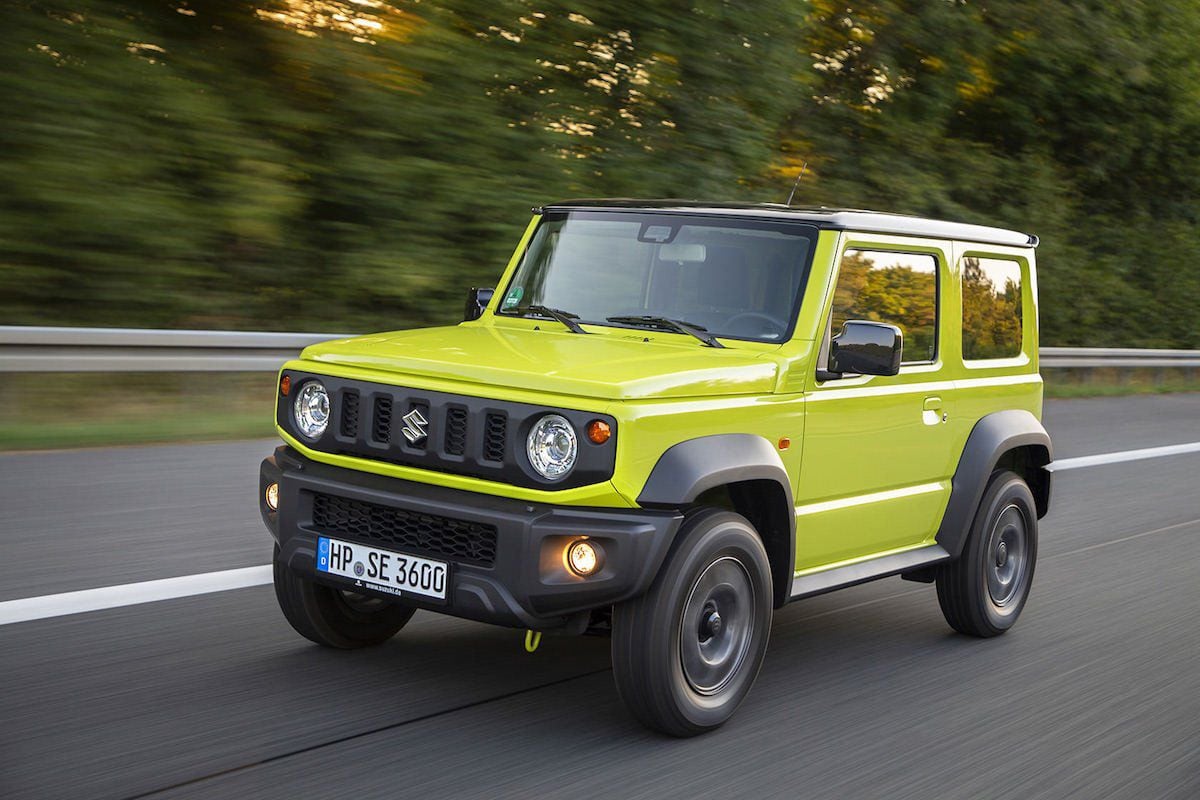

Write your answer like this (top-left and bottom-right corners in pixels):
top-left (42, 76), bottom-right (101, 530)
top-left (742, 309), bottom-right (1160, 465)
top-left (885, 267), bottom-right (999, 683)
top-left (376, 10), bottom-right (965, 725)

top-left (464, 287), bottom-right (494, 321)
top-left (819, 320), bottom-right (903, 380)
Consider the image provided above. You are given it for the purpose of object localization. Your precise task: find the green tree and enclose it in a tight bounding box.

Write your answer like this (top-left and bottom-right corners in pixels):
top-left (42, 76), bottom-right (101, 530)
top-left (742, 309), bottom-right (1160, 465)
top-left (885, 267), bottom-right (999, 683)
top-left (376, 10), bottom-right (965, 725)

top-left (1, 0), bottom-right (1198, 348)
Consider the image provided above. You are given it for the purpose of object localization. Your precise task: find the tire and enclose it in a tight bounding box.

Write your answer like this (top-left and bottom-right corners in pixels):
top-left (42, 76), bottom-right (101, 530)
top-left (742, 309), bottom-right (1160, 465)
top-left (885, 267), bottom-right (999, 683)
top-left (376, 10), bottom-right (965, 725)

top-left (273, 545), bottom-right (416, 649)
top-left (611, 508), bottom-right (773, 737)
top-left (937, 470), bottom-right (1038, 637)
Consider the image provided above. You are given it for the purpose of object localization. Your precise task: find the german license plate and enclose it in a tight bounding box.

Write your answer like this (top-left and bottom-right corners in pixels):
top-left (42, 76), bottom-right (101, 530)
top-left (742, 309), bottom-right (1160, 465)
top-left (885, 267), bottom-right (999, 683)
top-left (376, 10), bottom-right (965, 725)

top-left (315, 536), bottom-right (448, 600)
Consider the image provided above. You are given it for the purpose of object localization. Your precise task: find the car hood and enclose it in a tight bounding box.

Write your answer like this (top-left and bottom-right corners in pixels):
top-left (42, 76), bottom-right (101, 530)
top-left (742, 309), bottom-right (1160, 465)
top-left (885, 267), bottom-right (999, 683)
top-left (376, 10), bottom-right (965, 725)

top-left (299, 325), bottom-right (779, 400)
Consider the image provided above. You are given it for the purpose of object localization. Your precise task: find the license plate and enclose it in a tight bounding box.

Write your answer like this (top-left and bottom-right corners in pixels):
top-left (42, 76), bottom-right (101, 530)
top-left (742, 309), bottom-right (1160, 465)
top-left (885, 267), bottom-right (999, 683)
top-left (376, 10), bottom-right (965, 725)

top-left (315, 536), bottom-right (448, 601)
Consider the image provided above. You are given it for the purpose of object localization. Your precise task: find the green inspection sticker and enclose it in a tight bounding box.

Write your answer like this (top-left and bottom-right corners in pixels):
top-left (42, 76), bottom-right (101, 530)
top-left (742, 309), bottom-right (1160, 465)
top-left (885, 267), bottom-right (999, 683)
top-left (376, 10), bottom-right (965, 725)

top-left (502, 287), bottom-right (524, 308)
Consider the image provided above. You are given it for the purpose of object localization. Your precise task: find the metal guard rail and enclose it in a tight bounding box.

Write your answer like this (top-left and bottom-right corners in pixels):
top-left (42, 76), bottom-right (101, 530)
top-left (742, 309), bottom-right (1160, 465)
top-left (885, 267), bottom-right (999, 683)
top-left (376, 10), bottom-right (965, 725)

top-left (0, 326), bottom-right (348, 372)
top-left (1, 326), bottom-right (1198, 372)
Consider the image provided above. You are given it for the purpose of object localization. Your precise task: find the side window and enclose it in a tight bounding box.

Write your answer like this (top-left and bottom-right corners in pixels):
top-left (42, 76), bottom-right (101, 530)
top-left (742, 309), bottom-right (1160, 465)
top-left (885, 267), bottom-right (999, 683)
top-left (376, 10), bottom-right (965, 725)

top-left (831, 249), bottom-right (938, 364)
top-left (962, 256), bottom-right (1023, 360)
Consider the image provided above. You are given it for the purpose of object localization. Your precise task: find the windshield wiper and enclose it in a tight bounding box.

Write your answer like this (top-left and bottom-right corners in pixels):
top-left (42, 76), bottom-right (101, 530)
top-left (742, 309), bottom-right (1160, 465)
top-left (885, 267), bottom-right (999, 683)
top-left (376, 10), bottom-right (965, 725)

top-left (605, 315), bottom-right (725, 348)
top-left (516, 304), bottom-right (589, 334)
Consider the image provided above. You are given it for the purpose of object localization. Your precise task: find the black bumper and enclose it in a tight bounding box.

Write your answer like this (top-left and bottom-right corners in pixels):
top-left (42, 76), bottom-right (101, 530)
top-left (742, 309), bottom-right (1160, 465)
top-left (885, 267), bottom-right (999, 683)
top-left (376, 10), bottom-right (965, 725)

top-left (260, 446), bottom-right (682, 630)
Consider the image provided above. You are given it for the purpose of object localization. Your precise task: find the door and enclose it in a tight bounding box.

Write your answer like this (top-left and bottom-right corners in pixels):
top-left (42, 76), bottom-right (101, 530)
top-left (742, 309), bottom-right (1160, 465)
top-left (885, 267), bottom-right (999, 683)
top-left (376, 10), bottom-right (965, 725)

top-left (794, 235), bottom-right (959, 572)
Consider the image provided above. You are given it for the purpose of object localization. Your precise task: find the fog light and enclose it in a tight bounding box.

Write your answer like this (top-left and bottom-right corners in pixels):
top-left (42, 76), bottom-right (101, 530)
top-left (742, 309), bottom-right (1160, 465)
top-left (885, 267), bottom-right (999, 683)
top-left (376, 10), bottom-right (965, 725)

top-left (265, 482), bottom-right (279, 511)
top-left (566, 539), bottom-right (603, 577)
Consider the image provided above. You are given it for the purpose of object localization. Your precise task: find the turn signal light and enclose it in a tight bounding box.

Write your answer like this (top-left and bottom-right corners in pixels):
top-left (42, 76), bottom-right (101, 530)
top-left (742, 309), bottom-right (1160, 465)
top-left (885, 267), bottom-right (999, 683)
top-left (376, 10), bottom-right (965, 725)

top-left (566, 539), bottom-right (603, 577)
top-left (279, 375), bottom-right (291, 396)
top-left (586, 420), bottom-right (611, 444)
top-left (265, 482), bottom-right (279, 511)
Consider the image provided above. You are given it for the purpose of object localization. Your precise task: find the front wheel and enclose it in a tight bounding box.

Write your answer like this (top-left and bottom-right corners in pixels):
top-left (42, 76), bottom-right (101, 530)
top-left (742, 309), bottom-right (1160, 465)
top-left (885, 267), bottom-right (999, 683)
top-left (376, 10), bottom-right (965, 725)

top-left (273, 545), bottom-right (416, 648)
top-left (611, 508), bottom-right (773, 737)
top-left (936, 470), bottom-right (1038, 637)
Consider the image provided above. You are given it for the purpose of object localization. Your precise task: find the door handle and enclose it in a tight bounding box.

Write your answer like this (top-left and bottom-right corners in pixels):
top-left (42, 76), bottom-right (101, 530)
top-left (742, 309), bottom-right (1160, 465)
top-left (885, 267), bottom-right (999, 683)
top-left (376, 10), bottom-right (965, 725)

top-left (923, 396), bottom-right (947, 425)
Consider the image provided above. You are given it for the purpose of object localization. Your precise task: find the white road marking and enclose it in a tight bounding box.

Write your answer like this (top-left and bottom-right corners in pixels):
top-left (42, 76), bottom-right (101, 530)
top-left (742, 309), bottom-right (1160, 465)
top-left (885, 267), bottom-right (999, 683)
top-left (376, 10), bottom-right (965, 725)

top-left (1045, 518), bottom-right (1200, 557)
top-left (1, 441), bottom-right (1198, 626)
top-left (1047, 441), bottom-right (1200, 471)
top-left (0, 565), bottom-right (271, 626)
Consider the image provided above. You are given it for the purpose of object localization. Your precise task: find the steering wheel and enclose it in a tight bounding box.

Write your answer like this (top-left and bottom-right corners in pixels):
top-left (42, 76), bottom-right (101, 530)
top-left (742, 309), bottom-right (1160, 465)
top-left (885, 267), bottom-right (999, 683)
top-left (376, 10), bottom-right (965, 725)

top-left (723, 311), bottom-right (787, 338)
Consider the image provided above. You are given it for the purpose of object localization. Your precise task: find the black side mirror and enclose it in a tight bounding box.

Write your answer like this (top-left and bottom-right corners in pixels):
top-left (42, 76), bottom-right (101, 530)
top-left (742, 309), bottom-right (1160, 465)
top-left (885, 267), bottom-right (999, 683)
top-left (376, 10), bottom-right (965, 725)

top-left (818, 320), bottom-right (903, 381)
top-left (464, 287), bottom-right (494, 321)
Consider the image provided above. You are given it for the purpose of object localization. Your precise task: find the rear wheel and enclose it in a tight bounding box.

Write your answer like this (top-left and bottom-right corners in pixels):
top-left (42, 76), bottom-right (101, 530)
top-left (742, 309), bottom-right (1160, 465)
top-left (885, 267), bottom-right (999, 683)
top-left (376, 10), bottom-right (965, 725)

top-left (611, 508), bottom-right (772, 737)
top-left (937, 470), bottom-right (1038, 637)
top-left (273, 545), bottom-right (415, 648)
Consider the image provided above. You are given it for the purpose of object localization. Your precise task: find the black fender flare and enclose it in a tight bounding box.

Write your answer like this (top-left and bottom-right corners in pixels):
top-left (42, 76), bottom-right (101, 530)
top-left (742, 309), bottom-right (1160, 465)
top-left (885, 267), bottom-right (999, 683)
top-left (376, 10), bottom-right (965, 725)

top-left (936, 410), bottom-right (1053, 559)
top-left (638, 434), bottom-right (796, 605)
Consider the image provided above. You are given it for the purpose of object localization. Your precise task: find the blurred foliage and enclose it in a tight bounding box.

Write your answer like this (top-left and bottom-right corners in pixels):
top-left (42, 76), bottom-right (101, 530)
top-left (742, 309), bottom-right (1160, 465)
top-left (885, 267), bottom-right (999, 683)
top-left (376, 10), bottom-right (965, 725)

top-left (832, 250), bottom-right (937, 361)
top-left (1, 0), bottom-right (1199, 345)
top-left (962, 257), bottom-right (1022, 360)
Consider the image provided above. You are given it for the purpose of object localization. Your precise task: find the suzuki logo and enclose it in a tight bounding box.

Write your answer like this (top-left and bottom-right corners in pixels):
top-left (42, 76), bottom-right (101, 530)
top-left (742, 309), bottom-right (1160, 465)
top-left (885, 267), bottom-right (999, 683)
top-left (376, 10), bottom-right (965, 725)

top-left (400, 407), bottom-right (429, 445)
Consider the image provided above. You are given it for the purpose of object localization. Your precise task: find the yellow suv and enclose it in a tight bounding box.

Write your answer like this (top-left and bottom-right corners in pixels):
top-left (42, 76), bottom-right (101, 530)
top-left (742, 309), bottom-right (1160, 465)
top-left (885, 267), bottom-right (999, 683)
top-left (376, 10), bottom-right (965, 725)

top-left (260, 201), bottom-right (1051, 736)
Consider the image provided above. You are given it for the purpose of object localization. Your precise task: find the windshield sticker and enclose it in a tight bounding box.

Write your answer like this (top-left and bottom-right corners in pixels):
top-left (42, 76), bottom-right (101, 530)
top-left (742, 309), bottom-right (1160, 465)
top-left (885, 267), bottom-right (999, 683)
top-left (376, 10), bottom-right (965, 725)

top-left (502, 287), bottom-right (524, 309)
top-left (639, 224), bottom-right (675, 243)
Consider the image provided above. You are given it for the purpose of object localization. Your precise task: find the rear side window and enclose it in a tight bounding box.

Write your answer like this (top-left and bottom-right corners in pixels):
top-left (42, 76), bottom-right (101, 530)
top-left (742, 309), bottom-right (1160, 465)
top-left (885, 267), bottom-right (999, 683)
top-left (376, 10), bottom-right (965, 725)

top-left (832, 249), bottom-right (938, 364)
top-left (962, 256), bottom-right (1023, 360)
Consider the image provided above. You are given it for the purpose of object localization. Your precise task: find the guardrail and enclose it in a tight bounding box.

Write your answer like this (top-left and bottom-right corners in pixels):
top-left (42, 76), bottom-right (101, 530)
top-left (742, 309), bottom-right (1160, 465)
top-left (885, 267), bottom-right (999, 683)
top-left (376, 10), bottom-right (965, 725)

top-left (0, 326), bottom-right (348, 372)
top-left (1039, 347), bottom-right (1200, 368)
top-left (1, 326), bottom-right (1199, 372)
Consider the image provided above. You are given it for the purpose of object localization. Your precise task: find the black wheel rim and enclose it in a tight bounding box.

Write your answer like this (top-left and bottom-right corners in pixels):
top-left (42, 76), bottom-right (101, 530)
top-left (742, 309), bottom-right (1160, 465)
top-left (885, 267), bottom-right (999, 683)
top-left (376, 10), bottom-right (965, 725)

top-left (986, 503), bottom-right (1030, 608)
top-left (679, 556), bottom-right (755, 696)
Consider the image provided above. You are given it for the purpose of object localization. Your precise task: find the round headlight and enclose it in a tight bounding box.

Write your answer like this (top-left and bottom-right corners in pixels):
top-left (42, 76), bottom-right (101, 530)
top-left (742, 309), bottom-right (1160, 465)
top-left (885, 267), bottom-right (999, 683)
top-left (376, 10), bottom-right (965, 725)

top-left (527, 414), bottom-right (578, 480)
top-left (293, 381), bottom-right (330, 439)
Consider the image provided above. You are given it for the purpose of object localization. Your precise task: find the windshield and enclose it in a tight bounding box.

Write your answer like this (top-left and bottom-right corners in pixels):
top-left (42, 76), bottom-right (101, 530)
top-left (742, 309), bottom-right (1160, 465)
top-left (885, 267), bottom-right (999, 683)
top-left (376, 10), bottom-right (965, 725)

top-left (497, 211), bottom-right (817, 343)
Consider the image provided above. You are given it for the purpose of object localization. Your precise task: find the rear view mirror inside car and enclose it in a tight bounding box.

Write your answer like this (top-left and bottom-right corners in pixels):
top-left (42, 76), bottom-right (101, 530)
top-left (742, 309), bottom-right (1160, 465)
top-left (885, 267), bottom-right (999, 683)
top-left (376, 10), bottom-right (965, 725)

top-left (658, 243), bottom-right (706, 262)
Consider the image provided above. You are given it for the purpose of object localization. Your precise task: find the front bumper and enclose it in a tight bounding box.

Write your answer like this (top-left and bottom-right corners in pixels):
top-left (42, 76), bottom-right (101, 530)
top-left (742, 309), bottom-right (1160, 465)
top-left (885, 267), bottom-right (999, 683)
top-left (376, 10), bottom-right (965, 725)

top-left (260, 446), bottom-right (682, 630)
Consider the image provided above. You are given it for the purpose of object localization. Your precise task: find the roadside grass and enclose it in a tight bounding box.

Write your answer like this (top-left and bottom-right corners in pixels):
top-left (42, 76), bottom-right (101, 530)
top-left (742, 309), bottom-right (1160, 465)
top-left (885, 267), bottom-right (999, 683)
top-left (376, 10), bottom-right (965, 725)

top-left (0, 412), bottom-right (273, 451)
top-left (0, 373), bottom-right (276, 451)
top-left (1, 369), bottom-right (1197, 451)
top-left (1044, 381), bottom-right (1200, 398)
top-left (1042, 368), bottom-right (1200, 398)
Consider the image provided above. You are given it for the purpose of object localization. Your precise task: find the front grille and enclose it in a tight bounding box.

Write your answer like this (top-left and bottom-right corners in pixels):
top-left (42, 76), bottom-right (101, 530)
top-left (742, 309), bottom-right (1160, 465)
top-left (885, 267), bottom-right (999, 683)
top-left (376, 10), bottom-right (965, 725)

top-left (278, 372), bottom-right (617, 490)
top-left (483, 413), bottom-right (507, 462)
top-left (444, 405), bottom-right (468, 456)
top-left (372, 397), bottom-right (393, 443)
top-left (340, 391), bottom-right (359, 438)
top-left (311, 492), bottom-right (498, 567)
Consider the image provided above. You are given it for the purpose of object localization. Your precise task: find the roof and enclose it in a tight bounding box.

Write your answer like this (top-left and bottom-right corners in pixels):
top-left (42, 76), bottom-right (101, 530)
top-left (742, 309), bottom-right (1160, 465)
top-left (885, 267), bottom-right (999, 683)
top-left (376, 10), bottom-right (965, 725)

top-left (539, 199), bottom-right (1039, 248)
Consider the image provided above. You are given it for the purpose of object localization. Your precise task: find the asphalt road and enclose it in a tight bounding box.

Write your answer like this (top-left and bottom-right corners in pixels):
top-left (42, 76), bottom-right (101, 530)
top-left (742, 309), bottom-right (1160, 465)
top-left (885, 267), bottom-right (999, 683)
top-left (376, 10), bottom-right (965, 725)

top-left (1, 394), bottom-right (1198, 799)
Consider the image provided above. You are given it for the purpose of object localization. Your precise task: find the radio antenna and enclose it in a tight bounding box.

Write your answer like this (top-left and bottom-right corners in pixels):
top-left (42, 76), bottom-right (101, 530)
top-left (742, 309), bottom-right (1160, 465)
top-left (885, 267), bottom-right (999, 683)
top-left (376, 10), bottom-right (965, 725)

top-left (785, 161), bottom-right (808, 207)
